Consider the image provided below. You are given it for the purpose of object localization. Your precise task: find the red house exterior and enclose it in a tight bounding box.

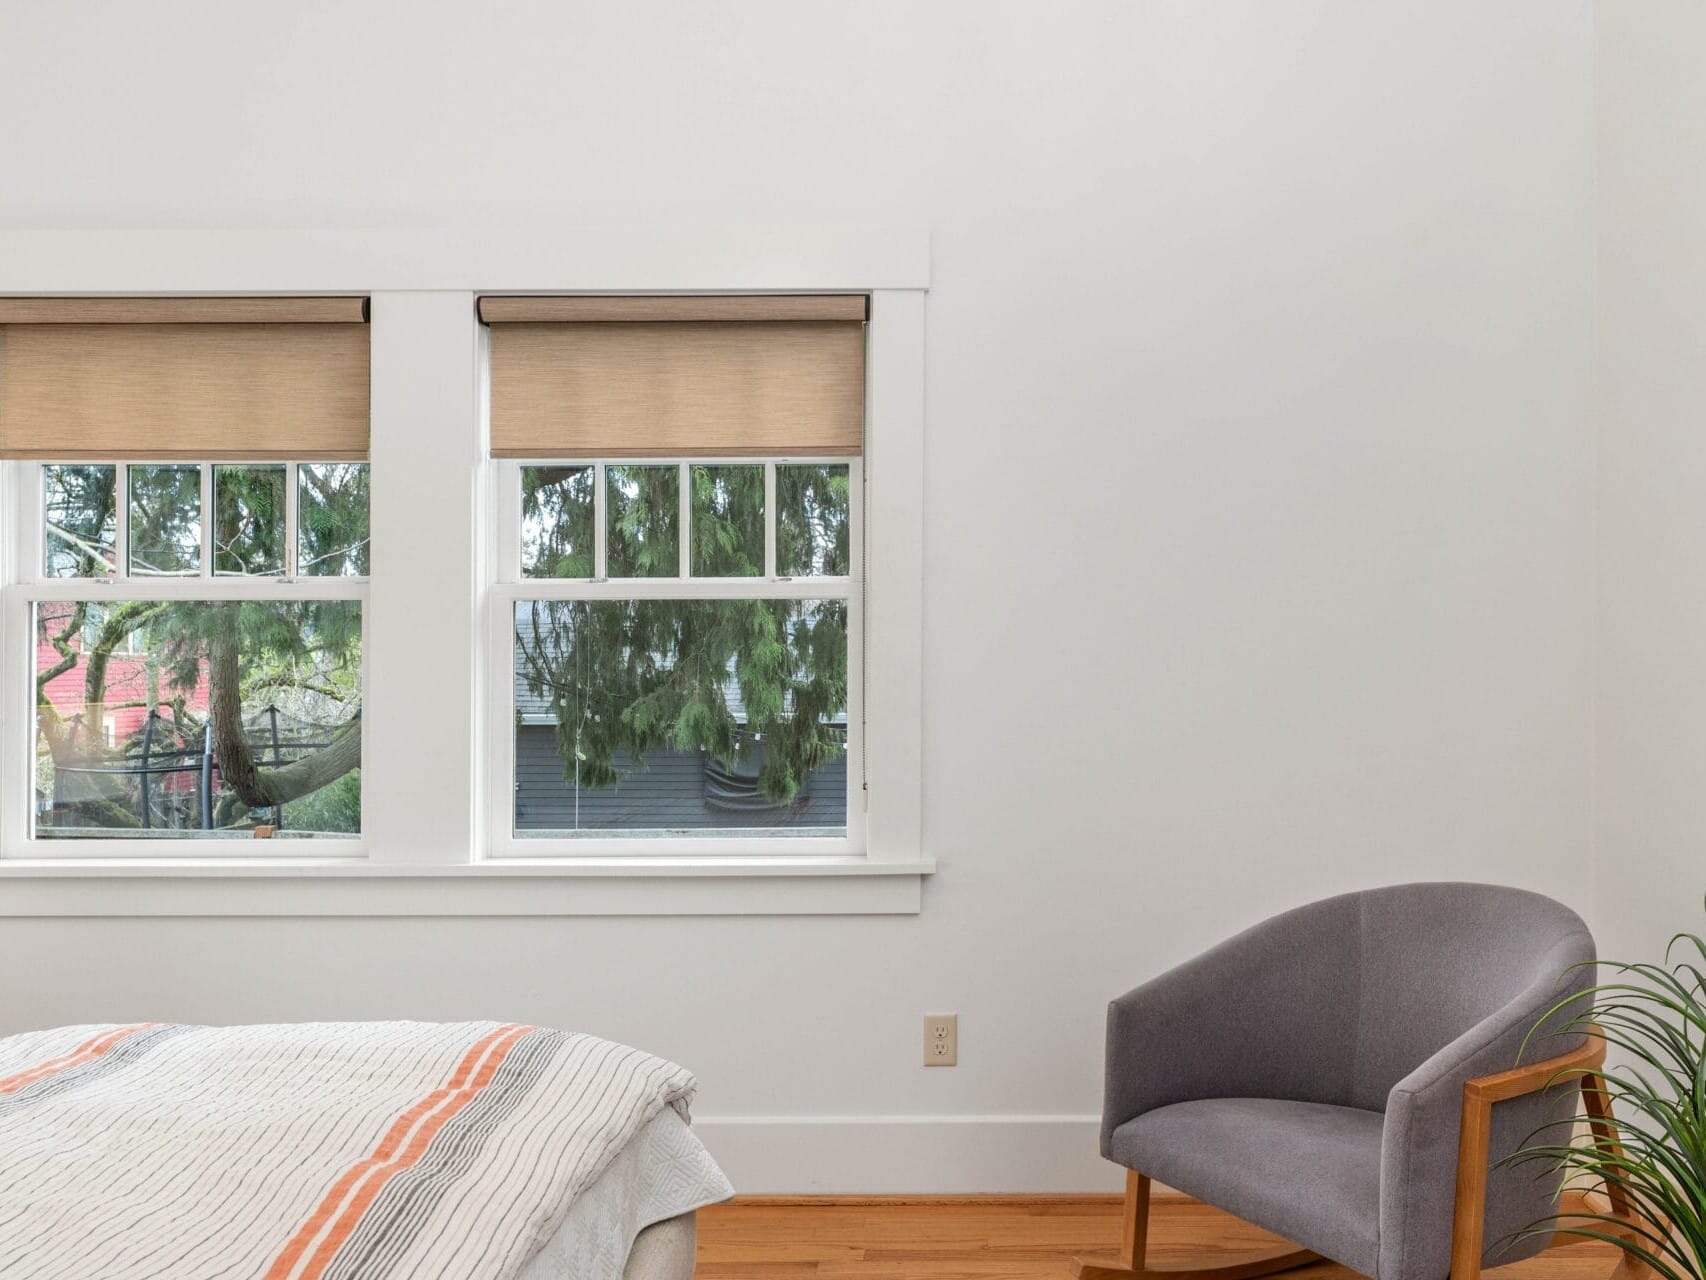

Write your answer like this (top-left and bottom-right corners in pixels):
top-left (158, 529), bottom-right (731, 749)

top-left (34, 602), bottom-right (210, 752)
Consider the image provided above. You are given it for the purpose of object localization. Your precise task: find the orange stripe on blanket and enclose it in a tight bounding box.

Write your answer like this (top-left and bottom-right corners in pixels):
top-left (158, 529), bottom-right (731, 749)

top-left (0, 1024), bottom-right (157, 1094)
top-left (264, 1023), bottom-right (534, 1280)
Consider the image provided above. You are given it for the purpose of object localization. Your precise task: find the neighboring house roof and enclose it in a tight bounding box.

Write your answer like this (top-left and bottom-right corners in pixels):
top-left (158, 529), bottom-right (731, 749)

top-left (512, 608), bottom-right (848, 729)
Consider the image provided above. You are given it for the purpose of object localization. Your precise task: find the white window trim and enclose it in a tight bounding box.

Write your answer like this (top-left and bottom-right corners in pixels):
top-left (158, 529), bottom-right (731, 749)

top-left (0, 227), bottom-right (930, 915)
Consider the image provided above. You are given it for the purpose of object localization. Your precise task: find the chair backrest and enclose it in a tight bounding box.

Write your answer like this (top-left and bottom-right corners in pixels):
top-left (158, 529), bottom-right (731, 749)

top-left (1342, 882), bottom-right (1593, 1112)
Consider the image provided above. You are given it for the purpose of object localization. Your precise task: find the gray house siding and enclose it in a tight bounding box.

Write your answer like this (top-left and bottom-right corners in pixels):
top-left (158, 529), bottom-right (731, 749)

top-left (514, 727), bottom-right (847, 833)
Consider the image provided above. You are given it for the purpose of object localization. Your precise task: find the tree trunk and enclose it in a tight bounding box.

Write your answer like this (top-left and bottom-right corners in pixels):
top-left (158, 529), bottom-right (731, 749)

top-left (35, 602), bottom-right (88, 759)
top-left (207, 620), bottom-right (361, 810)
top-left (82, 601), bottom-right (165, 724)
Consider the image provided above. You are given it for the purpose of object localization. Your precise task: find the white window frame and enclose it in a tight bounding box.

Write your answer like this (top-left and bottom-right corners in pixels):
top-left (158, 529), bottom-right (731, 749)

top-left (2, 459), bottom-right (369, 859)
top-left (489, 456), bottom-right (864, 858)
top-left (0, 227), bottom-right (929, 915)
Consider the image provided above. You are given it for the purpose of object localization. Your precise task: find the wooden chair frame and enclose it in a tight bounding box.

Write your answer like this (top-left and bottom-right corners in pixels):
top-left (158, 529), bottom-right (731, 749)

top-left (1075, 1170), bottom-right (1320, 1280)
top-left (1077, 1029), bottom-right (1639, 1280)
top-left (1450, 1031), bottom-right (1637, 1280)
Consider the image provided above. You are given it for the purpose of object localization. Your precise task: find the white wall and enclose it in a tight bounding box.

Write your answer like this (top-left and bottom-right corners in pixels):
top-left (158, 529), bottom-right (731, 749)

top-left (0, 2), bottom-right (1599, 1190)
top-left (1595, 2), bottom-right (1706, 965)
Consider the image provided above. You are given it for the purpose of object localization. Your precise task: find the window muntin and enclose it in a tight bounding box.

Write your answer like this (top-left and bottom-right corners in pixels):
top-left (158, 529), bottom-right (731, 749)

top-left (520, 462), bottom-right (854, 583)
top-left (19, 460), bottom-right (368, 847)
top-left (494, 457), bottom-right (862, 855)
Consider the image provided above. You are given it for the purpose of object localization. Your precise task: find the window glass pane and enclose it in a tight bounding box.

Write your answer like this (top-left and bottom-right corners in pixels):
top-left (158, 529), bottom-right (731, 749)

top-left (606, 464), bottom-right (679, 578)
top-left (521, 465), bottom-right (594, 579)
top-left (690, 465), bottom-right (764, 577)
top-left (298, 463), bottom-right (371, 577)
top-left (128, 464), bottom-right (201, 576)
top-left (214, 465), bottom-right (286, 576)
top-left (777, 464), bottom-right (851, 577)
top-left (513, 598), bottom-right (847, 838)
top-left (42, 465), bottom-right (117, 578)
top-left (32, 599), bottom-right (362, 839)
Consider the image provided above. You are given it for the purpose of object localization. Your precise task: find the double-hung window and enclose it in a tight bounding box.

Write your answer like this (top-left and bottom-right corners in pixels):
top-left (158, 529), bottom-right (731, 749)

top-left (482, 295), bottom-right (868, 856)
top-left (0, 249), bottom-right (928, 913)
top-left (0, 298), bottom-right (371, 853)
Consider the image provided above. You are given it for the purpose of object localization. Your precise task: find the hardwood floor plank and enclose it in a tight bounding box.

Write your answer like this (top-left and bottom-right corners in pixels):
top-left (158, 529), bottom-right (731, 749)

top-left (696, 1196), bottom-right (1622, 1278)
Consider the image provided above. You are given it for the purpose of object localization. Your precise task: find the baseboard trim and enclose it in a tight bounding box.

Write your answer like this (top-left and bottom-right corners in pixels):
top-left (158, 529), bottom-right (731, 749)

top-left (692, 1114), bottom-right (1123, 1195)
top-left (690, 1118), bottom-right (1626, 1205)
top-left (725, 1193), bottom-right (1131, 1206)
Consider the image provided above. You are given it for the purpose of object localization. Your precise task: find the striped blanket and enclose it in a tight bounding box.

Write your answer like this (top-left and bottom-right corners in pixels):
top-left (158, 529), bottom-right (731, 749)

top-left (0, 1021), bottom-right (698, 1279)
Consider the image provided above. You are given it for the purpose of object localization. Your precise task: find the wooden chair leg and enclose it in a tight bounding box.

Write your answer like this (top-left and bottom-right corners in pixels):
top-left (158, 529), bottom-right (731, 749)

top-left (1124, 1171), bottom-right (1150, 1269)
top-left (1581, 1071), bottom-right (1660, 1279)
top-left (1580, 1072), bottom-right (1638, 1227)
top-left (1074, 1171), bottom-right (1320, 1280)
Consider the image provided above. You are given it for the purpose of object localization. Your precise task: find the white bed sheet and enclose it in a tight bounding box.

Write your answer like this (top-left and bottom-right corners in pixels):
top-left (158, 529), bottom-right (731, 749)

top-left (518, 1108), bottom-right (733, 1280)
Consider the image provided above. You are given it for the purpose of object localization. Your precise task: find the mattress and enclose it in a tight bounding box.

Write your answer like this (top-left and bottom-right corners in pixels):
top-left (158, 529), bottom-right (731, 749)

top-left (621, 1217), bottom-right (698, 1280)
top-left (519, 1108), bottom-right (733, 1280)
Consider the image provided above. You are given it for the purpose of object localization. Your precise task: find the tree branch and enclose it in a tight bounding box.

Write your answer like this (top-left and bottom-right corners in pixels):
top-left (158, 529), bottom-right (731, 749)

top-left (207, 616), bottom-right (361, 809)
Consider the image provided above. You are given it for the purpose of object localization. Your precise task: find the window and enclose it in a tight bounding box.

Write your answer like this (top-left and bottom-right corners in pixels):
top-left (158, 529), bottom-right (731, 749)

top-left (0, 295), bottom-right (371, 854)
top-left (24, 461), bottom-right (368, 843)
top-left (482, 294), bottom-right (869, 856)
top-left (497, 458), bottom-right (860, 853)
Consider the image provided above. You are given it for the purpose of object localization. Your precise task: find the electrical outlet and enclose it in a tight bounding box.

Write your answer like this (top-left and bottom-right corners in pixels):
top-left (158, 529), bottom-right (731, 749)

top-left (924, 1014), bottom-right (957, 1066)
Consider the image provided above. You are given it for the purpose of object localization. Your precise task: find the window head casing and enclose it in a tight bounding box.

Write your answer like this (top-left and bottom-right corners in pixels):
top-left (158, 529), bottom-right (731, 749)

top-left (482, 295), bottom-right (867, 858)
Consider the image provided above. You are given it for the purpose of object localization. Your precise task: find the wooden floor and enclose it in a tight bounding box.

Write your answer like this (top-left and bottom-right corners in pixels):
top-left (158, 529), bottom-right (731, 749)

top-left (695, 1195), bottom-right (1623, 1278)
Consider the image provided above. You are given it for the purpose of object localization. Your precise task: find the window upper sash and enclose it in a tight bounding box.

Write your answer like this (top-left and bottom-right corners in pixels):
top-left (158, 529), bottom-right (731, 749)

top-left (480, 294), bottom-right (867, 460)
top-left (0, 297), bottom-right (371, 461)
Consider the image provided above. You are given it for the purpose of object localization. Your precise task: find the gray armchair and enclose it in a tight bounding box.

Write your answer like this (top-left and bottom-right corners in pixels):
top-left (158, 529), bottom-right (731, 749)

top-left (1079, 883), bottom-right (1603, 1280)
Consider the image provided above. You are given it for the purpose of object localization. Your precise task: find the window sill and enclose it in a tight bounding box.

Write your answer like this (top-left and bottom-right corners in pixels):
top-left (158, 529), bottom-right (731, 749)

top-left (0, 855), bottom-right (934, 916)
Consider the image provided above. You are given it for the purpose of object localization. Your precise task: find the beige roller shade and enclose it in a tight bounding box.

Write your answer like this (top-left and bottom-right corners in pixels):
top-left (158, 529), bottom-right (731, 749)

top-left (483, 296), bottom-right (866, 459)
top-left (0, 298), bottom-right (371, 460)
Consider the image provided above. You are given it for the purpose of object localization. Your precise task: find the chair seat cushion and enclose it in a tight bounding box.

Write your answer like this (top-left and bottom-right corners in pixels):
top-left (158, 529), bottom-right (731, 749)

top-left (1108, 1097), bottom-right (1384, 1277)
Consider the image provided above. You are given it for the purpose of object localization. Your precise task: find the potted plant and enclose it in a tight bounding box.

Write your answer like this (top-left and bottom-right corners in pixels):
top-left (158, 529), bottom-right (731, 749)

top-left (1512, 923), bottom-right (1706, 1278)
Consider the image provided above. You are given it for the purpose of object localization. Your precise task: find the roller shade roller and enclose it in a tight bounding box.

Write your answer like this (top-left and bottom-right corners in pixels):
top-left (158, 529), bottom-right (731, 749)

top-left (478, 295), bottom-right (867, 324)
top-left (0, 300), bottom-right (370, 460)
top-left (0, 297), bottom-right (367, 325)
top-left (484, 296), bottom-right (866, 459)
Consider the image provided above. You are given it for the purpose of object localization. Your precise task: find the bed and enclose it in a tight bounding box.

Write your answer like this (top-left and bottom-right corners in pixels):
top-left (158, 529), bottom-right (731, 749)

top-left (0, 1021), bottom-right (733, 1279)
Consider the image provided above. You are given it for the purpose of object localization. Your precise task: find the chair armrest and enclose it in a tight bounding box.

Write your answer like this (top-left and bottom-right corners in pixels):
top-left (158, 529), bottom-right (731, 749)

top-left (1461, 1028), bottom-right (1603, 1105)
top-left (1101, 894), bottom-right (1361, 1155)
